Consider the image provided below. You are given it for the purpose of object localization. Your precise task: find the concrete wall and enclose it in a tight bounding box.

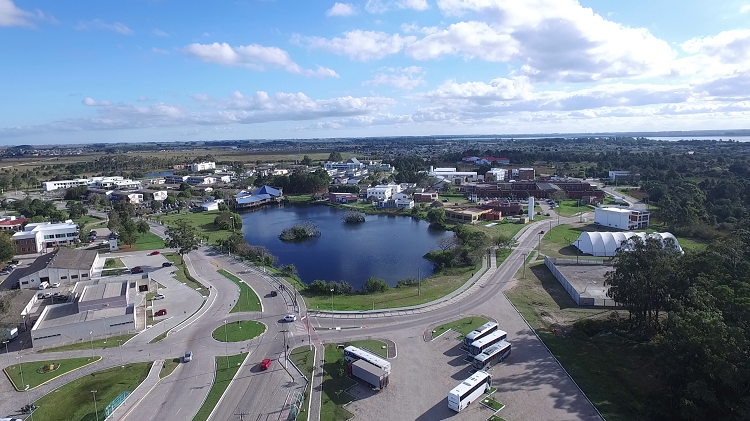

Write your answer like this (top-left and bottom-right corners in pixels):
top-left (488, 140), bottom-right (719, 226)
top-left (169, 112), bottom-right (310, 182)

top-left (594, 208), bottom-right (630, 230)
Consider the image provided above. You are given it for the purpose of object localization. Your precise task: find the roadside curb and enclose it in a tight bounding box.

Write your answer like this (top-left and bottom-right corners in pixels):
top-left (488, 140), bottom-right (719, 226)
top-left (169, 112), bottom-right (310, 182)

top-left (5, 356), bottom-right (102, 391)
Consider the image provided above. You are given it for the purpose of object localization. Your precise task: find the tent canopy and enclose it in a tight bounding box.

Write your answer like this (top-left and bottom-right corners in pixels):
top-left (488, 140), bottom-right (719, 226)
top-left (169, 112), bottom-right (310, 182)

top-left (574, 231), bottom-right (683, 257)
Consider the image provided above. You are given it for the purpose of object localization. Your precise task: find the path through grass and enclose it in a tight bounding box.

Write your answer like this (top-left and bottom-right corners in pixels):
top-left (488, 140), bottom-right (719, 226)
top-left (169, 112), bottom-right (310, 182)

top-left (4, 357), bottom-right (101, 390)
top-left (289, 346), bottom-right (315, 421)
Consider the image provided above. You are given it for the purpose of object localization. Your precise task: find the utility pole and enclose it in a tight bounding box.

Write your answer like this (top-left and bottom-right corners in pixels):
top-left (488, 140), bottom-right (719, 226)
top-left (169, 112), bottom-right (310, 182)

top-left (235, 412), bottom-right (250, 421)
top-left (522, 252), bottom-right (529, 279)
top-left (281, 330), bottom-right (288, 368)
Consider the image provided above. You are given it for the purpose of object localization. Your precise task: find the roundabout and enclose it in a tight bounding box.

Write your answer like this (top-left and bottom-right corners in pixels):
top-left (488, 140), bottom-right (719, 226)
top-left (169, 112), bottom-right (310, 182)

top-left (211, 320), bottom-right (266, 342)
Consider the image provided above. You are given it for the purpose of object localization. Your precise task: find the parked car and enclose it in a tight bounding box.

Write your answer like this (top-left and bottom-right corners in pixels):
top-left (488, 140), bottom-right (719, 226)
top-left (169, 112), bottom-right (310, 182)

top-left (259, 359), bottom-right (272, 370)
top-left (0, 270), bottom-right (9, 276)
top-left (43, 293), bottom-right (52, 298)
top-left (149, 251), bottom-right (161, 256)
top-left (183, 350), bottom-right (193, 362)
top-left (37, 293), bottom-right (44, 299)
top-left (154, 309), bottom-right (167, 316)
top-left (161, 262), bottom-right (173, 268)
top-left (90, 231), bottom-right (97, 236)
top-left (51, 282), bottom-right (60, 288)
top-left (283, 314), bottom-right (297, 322)
top-left (153, 294), bottom-right (165, 300)
top-left (131, 266), bottom-right (143, 274)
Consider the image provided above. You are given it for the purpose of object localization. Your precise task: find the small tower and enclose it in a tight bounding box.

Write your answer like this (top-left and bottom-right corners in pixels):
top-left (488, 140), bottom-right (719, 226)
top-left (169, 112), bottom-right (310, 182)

top-left (528, 196), bottom-right (535, 221)
top-left (109, 233), bottom-right (119, 251)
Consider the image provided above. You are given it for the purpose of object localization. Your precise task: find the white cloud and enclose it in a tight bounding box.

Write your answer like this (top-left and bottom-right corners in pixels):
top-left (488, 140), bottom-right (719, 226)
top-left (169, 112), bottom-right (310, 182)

top-left (75, 19), bottom-right (133, 35)
top-left (302, 30), bottom-right (417, 62)
top-left (0, 0), bottom-right (53, 27)
top-left (365, 0), bottom-right (429, 13)
top-left (741, 5), bottom-right (750, 13)
top-left (364, 66), bottom-right (427, 90)
top-left (82, 97), bottom-right (112, 106)
top-left (183, 42), bottom-right (339, 78)
top-left (152, 29), bottom-right (169, 37)
top-left (326, 3), bottom-right (356, 16)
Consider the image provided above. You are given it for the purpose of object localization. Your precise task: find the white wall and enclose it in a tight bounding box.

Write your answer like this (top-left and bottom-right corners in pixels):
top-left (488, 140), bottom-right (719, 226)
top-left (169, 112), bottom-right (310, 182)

top-left (31, 307), bottom-right (135, 348)
top-left (594, 208), bottom-right (631, 230)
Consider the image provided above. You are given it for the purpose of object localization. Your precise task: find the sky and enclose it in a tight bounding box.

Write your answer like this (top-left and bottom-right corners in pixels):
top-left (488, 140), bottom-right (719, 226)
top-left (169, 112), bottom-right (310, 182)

top-left (1, 0), bottom-right (750, 145)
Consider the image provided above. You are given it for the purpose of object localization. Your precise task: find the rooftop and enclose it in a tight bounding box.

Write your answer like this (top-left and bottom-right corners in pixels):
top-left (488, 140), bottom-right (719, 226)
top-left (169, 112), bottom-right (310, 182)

top-left (80, 281), bottom-right (127, 302)
top-left (35, 303), bottom-right (133, 329)
top-left (21, 249), bottom-right (98, 276)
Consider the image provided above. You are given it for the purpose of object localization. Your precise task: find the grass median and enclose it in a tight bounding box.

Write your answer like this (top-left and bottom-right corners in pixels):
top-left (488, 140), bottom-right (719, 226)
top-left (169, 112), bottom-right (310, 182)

top-left (103, 258), bottom-right (125, 268)
top-left (432, 316), bottom-right (489, 340)
top-left (505, 262), bottom-right (659, 421)
top-left (192, 353), bottom-right (248, 421)
top-left (39, 334), bottom-right (136, 353)
top-left (160, 357), bottom-right (181, 379)
top-left (321, 345), bottom-right (356, 421)
top-left (289, 346), bottom-right (315, 421)
top-left (4, 356), bottom-right (101, 390)
top-left (164, 252), bottom-right (206, 293)
top-left (32, 362), bottom-right (151, 421)
top-left (346, 340), bottom-right (387, 358)
top-left (212, 321), bottom-right (265, 342)
top-left (304, 263), bottom-right (482, 311)
top-left (217, 269), bottom-right (262, 312)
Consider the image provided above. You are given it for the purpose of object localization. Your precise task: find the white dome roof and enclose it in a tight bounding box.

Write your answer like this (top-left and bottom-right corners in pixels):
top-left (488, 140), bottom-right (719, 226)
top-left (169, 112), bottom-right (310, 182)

top-left (574, 231), bottom-right (682, 257)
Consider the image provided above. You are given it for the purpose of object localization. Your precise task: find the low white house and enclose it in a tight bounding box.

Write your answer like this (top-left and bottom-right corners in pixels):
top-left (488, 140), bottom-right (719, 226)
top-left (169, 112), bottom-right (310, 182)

top-left (17, 249), bottom-right (99, 290)
top-left (367, 183), bottom-right (402, 200)
top-left (200, 199), bottom-right (224, 212)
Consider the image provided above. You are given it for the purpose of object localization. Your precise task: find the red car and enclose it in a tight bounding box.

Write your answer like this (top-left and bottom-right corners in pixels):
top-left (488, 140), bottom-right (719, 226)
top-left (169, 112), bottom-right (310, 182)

top-left (259, 359), bottom-right (272, 370)
top-left (149, 251), bottom-right (161, 256)
top-left (154, 309), bottom-right (167, 317)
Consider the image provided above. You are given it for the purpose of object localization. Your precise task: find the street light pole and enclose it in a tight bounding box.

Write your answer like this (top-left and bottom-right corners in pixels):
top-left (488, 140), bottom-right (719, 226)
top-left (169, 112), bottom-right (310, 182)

top-left (330, 288), bottom-right (334, 311)
top-left (117, 339), bottom-right (124, 368)
top-left (89, 331), bottom-right (94, 360)
top-left (224, 320), bottom-right (229, 369)
top-left (522, 252), bottom-right (528, 279)
top-left (2, 340), bottom-right (9, 367)
top-left (25, 385), bottom-right (34, 421)
top-left (91, 390), bottom-right (99, 421)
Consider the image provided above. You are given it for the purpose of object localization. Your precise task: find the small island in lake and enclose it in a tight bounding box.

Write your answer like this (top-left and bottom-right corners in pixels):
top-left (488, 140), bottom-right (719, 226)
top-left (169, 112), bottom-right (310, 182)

top-left (279, 221), bottom-right (322, 242)
top-left (342, 211), bottom-right (366, 223)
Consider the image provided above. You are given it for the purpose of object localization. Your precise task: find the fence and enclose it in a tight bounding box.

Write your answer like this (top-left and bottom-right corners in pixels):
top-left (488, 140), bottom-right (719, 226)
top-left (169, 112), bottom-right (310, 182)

top-left (544, 256), bottom-right (620, 308)
top-left (548, 257), bottom-right (612, 266)
top-left (104, 390), bottom-right (130, 418)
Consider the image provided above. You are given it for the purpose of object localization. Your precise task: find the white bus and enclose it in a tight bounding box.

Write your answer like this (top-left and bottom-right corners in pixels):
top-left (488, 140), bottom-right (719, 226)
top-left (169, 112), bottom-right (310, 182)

top-left (343, 346), bottom-right (391, 373)
top-left (447, 371), bottom-right (492, 412)
top-left (472, 341), bottom-right (511, 370)
top-left (468, 330), bottom-right (507, 356)
top-left (463, 321), bottom-right (498, 348)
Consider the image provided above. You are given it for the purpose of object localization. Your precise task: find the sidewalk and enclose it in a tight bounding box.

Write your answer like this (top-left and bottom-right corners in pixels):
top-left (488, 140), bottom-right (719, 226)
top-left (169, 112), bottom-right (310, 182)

top-left (110, 359), bottom-right (164, 421)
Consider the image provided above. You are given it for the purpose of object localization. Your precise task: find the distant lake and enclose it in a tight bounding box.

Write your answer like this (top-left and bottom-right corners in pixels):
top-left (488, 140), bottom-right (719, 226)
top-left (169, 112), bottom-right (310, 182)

top-left (145, 171), bottom-right (174, 178)
top-left (647, 136), bottom-right (750, 142)
top-left (240, 205), bottom-right (451, 289)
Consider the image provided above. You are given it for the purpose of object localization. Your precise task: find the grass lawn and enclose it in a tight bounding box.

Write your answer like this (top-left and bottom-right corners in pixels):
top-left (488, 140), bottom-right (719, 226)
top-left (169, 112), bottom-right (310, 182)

top-left (289, 346), bottom-right (315, 421)
top-left (555, 199), bottom-right (587, 217)
top-left (127, 231), bottom-right (165, 251)
top-left (487, 416), bottom-right (507, 421)
top-left (163, 252), bottom-right (206, 293)
top-left (346, 340), bottom-right (387, 358)
top-left (101, 268), bottom-right (129, 276)
top-left (192, 353), bottom-right (247, 421)
top-left (72, 215), bottom-right (103, 228)
top-left (285, 194), bottom-right (313, 204)
top-left (149, 332), bottom-right (168, 344)
top-left (321, 345), bottom-right (356, 421)
top-left (217, 270), bottom-right (262, 312)
top-left (481, 396), bottom-right (505, 411)
top-left (470, 220), bottom-right (527, 239)
top-left (160, 357), bottom-right (181, 379)
top-left (432, 316), bottom-right (489, 339)
top-left (211, 321), bottom-right (266, 342)
top-left (304, 263), bottom-right (481, 311)
top-left (39, 334), bottom-right (136, 353)
top-left (4, 356), bottom-right (101, 390)
top-left (505, 262), bottom-right (660, 421)
top-left (103, 258), bottom-right (125, 268)
top-left (32, 362), bottom-right (151, 421)
top-left (495, 248), bottom-right (511, 265)
top-left (159, 211), bottom-right (233, 244)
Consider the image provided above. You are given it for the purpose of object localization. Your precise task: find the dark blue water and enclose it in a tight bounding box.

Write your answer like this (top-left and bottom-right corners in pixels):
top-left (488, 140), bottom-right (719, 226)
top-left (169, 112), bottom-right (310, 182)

top-left (240, 205), bottom-right (451, 288)
top-left (145, 171), bottom-right (174, 178)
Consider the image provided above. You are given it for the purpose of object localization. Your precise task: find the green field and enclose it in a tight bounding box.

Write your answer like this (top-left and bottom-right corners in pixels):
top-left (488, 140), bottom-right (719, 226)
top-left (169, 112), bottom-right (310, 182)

top-left (217, 270), bottom-right (262, 312)
top-left (39, 334), bottom-right (135, 353)
top-left (32, 362), bottom-right (151, 421)
top-left (289, 346), bottom-right (315, 421)
top-left (159, 211), bottom-right (233, 244)
top-left (160, 358), bottom-right (181, 379)
top-left (554, 199), bottom-right (589, 217)
top-left (212, 321), bottom-right (266, 342)
top-left (164, 252), bottom-right (206, 292)
top-left (321, 345), bottom-right (356, 421)
top-left (432, 316), bottom-right (489, 339)
top-left (470, 220), bottom-right (527, 239)
top-left (103, 258), bottom-right (125, 268)
top-left (346, 340), bottom-right (388, 358)
top-left (505, 262), bottom-right (659, 421)
top-left (304, 263), bottom-right (482, 311)
top-left (4, 356), bottom-right (101, 390)
top-left (73, 215), bottom-right (104, 229)
top-left (192, 353), bottom-right (248, 421)
top-left (127, 231), bottom-right (165, 251)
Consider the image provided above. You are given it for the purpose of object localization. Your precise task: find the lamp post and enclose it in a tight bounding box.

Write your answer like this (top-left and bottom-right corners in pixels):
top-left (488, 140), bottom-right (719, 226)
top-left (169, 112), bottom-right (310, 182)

top-left (537, 230), bottom-right (544, 253)
top-left (25, 384), bottom-right (34, 421)
top-left (2, 340), bottom-right (9, 367)
top-left (224, 320), bottom-right (229, 368)
top-left (575, 239), bottom-right (582, 264)
top-left (91, 390), bottom-right (99, 421)
top-left (89, 331), bottom-right (94, 360)
top-left (17, 355), bottom-right (25, 390)
top-left (330, 288), bottom-right (334, 311)
top-left (522, 252), bottom-right (529, 279)
top-left (117, 339), bottom-right (124, 368)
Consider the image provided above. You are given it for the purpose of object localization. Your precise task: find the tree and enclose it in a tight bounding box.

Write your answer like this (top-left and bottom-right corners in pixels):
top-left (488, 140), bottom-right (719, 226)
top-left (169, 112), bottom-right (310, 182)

top-left (0, 232), bottom-right (14, 263)
top-left (136, 220), bottom-right (150, 234)
top-left (118, 228), bottom-right (137, 249)
top-left (164, 220), bottom-right (201, 263)
top-left (66, 201), bottom-right (87, 220)
top-left (150, 200), bottom-right (162, 213)
top-left (163, 195), bottom-right (177, 207)
top-left (280, 264), bottom-right (298, 278)
top-left (493, 234), bottom-right (516, 251)
top-left (301, 155), bottom-right (313, 166)
top-left (550, 190), bottom-right (568, 203)
top-left (363, 277), bottom-right (389, 294)
top-left (328, 151), bottom-right (343, 162)
top-left (426, 208), bottom-right (446, 227)
top-left (214, 211), bottom-right (242, 231)
top-left (108, 211), bottom-right (121, 233)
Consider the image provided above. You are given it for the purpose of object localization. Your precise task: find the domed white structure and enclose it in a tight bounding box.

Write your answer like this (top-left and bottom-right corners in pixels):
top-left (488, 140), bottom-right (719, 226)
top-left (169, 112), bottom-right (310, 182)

top-left (573, 231), bottom-right (682, 257)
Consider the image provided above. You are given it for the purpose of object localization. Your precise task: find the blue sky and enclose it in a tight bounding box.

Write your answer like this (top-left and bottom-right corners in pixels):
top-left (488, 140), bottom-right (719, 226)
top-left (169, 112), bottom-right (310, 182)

top-left (1, 0), bottom-right (750, 144)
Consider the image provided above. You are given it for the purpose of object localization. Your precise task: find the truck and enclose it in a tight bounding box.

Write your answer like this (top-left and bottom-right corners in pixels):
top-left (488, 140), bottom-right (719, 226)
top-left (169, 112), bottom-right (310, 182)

top-left (350, 359), bottom-right (389, 390)
top-left (6, 327), bottom-right (18, 341)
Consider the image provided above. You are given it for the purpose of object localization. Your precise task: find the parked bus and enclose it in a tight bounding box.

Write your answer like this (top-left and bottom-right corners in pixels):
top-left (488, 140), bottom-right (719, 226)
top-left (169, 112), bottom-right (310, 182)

top-left (343, 346), bottom-right (391, 373)
top-left (447, 371), bottom-right (492, 412)
top-left (468, 330), bottom-right (507, 356)
top-left (462, 321), bottom-right (498, 348)
top-left (472, 341), bottom-right (511, 370)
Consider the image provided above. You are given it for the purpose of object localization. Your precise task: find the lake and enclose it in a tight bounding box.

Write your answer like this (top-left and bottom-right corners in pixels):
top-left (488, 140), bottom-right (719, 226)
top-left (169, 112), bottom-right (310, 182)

top-left (240, 205), bottom-right (451, 289)
top-left (145, 171), bottom-right (174, 178)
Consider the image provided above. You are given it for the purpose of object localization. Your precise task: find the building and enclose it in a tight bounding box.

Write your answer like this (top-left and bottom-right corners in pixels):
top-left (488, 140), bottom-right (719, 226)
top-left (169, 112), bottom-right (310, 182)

top-left (324, 157), bottom-right (365, 171)
top-left (111, 191), bottom-right (144, 204)
top-left (366, 184), bottom-right (401, 201)
top-left (574, 231), bottom-right (682, 257)
top-left (608, 171), bottom-right (630, 181)
top-left (234, 185), bottom-right (283, 209)
top-left (16, 249), bottom-right (99, 289)
top-left (186, 176), bottom-right (217, 185)
top-left (517, 168), bottom-right (535, 181)
top-left (145, 178), bottom-right (166, 185)
top-left (148, 190), bottom-right (168, 201)
top-left (428, 167), bottom-right (478, 183)
top-left (486, 168), bottom-right (508, 181)
top-left (482, 200), bottom-right (522, 215)
top-left (218, 175), bottom-right (232, 183)
top-left (367, 162), bottom-right (394, 172)
top-left (13, 221), bottom-right (80, 255)
top-left (42, 179), bottom-right (90, 192)
top-left (189, 162), bottom-right (216, 172)
top-left (378, 198), bottom-right (414, 209)
top-left (414, 192), bottom-right (439, 202)
top-left (445, 207), bottom-right (492, 224)
top-left (165, 175), bottom-right (190, 184)
top-left (0, 216), bottom-right (26, 232)
top-left (30, 279), bottom-right (135, 347)
top-left (329, 192), bottom-right (359, 204)
top-left (90, 176), bottom-right (141, 190)
top-left (462, 156), bottom-right (510, 165)
top-left (594, 207), bottom-right (650, 230)
top-left (200, 199), bottom-right (224, 212)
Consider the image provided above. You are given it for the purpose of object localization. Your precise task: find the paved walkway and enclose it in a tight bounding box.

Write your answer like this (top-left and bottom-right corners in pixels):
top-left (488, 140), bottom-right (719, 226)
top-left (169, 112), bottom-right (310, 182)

top-left (111, 359), bottom-right (164, 421)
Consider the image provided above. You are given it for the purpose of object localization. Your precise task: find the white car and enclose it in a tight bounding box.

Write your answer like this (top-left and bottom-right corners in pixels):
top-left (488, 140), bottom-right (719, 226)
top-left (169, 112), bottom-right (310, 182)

top-left (153, 294), bottom-right (165, 300)
top-left (184, 350), bottom-right (193, 362)
top-left (283, 314), bottom-right (297, 322)
top-left (51, 283), bottom-right (60, 288)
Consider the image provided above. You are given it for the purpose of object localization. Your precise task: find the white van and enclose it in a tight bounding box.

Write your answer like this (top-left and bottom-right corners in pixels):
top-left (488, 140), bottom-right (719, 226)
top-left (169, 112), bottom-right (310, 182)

top-left (38, 281), bottom-right (50, 290)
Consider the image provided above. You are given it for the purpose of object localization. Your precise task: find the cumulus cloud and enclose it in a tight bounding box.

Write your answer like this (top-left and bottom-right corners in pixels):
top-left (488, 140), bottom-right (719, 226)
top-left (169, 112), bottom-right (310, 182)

top-left (183, 42), bottom-right (339, 78)
top-left (365, 0), bottom-right (429, 13)
top-left (0, 0), bottom-right (55, 27)
top-left (741, 5), bottom-right (750, 13)
top-left (363, 66), bottom-right (427, 90)
top-left (75, 19), bottom-right (133, 35)
top-left (326, 3), bottom-right (356, 16)
top-left (301, 30), bottom-right (417, 62)
top-left (82, 97), bottom-right (112, 106)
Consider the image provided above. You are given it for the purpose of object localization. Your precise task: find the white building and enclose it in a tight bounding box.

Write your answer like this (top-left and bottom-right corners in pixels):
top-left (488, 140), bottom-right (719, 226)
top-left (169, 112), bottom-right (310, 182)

top-left (13, 221), bottom-right (80, 255)
top-left (42, 179), bottom-right (90, 192)
top-left (30, 279), bottom-right (135, 348)
top-left (608, 171), bottom-right (630, 181)
top-left (16, 249), bottom-right (99, 289)
top-left (367, 183), bottom-right (402, 201)
top-left (486, 168), bottom-right (508, 181)
top-left (189, 162), bottom-right (216, 172)
top-left (594, 207), bottom-right (650, 230)
top-left (428, 166), bottom-right (478, 182)
top-left (112, 191), bottom-right (144, 204)
top-left (219, 175), bottom-right (232, 183)
top-left (42, 177), bottom-right (141, 192)
top-left (150, 190), bottom-right (168, 201)
top-left (325, 157), bottom-right (365, 171)
top-left (165, 175), bottom-right (190, 184)
top-left (574, 231), bottom-right (682, 257)
top-left (200, 199), bottom-right (224, 212)
top-left (186, 176), bottom-right (217, 185)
